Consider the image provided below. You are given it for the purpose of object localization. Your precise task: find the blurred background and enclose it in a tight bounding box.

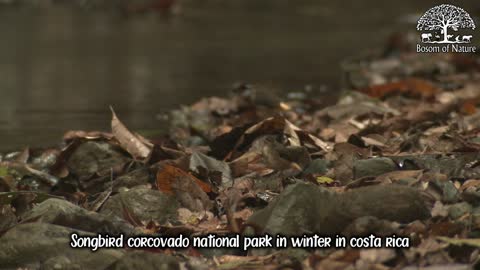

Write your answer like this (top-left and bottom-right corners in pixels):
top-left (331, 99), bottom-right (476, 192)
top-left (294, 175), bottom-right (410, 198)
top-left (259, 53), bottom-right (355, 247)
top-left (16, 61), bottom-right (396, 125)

top-left (0, 0), bottom-right (478, 151)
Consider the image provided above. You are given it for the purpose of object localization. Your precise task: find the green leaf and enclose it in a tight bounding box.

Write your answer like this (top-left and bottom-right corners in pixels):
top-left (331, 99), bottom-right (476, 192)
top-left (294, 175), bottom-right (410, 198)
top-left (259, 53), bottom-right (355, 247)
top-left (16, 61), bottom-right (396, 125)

top-left (0, 166), bottom-right (8, 178)
top-left (316, 176), bottom-right (334, 184)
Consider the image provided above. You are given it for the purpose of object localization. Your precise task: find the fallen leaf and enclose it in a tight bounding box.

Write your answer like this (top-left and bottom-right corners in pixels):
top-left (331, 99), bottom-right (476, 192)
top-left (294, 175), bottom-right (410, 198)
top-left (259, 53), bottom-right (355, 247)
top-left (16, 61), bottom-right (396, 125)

top-left (437, 236), bottom-right (480, 248)
top-left (189, 152), bottom-right (233, 187)
top-left (156, 164), bottom-right (212, 194)
top-left (63, 130), bottom-right (113, 142)
top-left (156, 164), bottom-right (213, 212)
top-left (110, 106), bottom-right (151, 159)
top-left (316, 176), bottom-right (334, 184)
top-left (357, 78), bottom-right (438, 99)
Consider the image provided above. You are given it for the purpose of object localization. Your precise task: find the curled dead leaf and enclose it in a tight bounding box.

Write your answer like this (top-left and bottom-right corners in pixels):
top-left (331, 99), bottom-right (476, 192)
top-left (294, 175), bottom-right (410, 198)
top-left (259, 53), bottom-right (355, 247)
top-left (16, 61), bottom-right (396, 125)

top-left (110, 107), bottom-right (151, 159)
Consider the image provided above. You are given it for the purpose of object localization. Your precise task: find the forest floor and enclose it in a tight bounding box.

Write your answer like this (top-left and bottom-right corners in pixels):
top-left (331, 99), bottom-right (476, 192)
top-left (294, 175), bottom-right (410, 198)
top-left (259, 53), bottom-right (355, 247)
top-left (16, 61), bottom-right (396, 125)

top-left (1, 33), bottom-right (480, 269)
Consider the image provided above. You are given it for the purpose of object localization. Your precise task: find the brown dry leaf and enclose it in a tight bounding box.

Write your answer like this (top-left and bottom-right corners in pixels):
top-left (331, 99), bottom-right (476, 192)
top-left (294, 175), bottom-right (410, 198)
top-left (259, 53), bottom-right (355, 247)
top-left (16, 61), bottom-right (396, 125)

top-left (359, 248), bottom-right (396, 264)
top-left (410, 237), bottom-right (448, 258)
top-left (110, 107), bottom-right (151, 159)
top-left (134, 132), bottom-right (154, 148)
top-left (430, 221), bottom-right (464, 237)
top-left (229, 116), bottom-right (285, 155)
top-left (305, 133), bottom-right (332, 152)
top-left (229, 151), bottom-right (269, 177)
top-left (63, 130), bottom-right (113, 142)
top-left (156, 164), bottom-right (213, 212)
top-left (319, 128), bottom-right (336, 141)
top-left (360, 135), bottom-right (386, 147)
top-left (156, 164), bottom-right (212, 194)
top-left (226, 116), bottom-right (330, 160)
top-left (357, 78), bottom-right (438, 99)
top-left (232, 208), bottom-right (253, 229)
top-left (15, 148), bottom-right (30, 164)
top-left (328, 122), bottom-right (359, 143)
top-left (313, 249), bottom-right (360, 270)
top-left (460, 99), bottom-right (478, 115)
top-left (361, 101), bottom-right (457, 134)
top-left (88, 189), bottom-right (112, 212)
top-left (49, 140), bottom-right (83, 178)
top-left (460, 179), bottom-right (480, 192)
top-left (160, 213), bottom-right (224, 236)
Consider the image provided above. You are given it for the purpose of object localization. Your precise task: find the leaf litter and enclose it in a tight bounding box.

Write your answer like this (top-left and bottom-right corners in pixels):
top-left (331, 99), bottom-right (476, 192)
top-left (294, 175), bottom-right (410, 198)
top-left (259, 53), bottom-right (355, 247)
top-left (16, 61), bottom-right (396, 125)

top-left (1, 33), bottom-right (480, 269)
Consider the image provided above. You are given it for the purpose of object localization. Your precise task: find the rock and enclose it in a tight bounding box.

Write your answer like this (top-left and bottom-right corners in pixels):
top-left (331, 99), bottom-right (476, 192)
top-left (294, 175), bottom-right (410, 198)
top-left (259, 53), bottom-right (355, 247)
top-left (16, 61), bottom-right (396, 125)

top-left (471, 207), bottom-right (480, 230)
top-left (0, 191), bottom-right (61, 217)
top-left (448, 202), bottom-right (472, 220)
top-left (302, 159), bottom-right (329, 176)
top-left (248, 182), bottom-right (430, 236)
top-left (21, 198), bottom-right (137, 235)
top-left (401, 264), bottom-right (472, 270)
top-left (0, 223), bottom-right (124, 269)
top-left (342, 216), bottom-right (399, 237)
top-left (100, 188), bottom-right (178, 225)
top-left (462, 187), bottom-right (480, 205)
top-left (67, 141), bottom-right (130, 181)
top-left (42, 256), bottom-right (81, 270)
top-left (441, 181), bottom-right (460, 203)
top-left (340, 184), bottom-right (431, 223)
top-left (110, 168), bottom-right (152, 192)
top-left (389, 153), bottom-right (480, 179)
top-left (353, 157), bottom-right (397, 179)
top-left (0, 205), bottom-right (17, 232)
top-left (248, 182), bottom-right (338, 235)
top-left (197, 247), bottom-right (242, 258)
top-left (106, 251), bottom-right (180, 270)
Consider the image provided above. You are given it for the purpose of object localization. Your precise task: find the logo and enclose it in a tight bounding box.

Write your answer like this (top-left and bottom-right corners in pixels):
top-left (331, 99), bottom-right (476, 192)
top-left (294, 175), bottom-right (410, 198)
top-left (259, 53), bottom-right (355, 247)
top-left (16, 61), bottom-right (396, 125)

top-left (416, 4), bottom-right (476, 53)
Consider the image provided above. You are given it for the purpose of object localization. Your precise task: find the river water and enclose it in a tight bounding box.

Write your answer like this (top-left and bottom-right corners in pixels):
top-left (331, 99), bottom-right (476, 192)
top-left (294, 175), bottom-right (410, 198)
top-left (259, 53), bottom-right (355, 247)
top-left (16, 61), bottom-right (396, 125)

top-left (0, 0), bottom-right (477, 151)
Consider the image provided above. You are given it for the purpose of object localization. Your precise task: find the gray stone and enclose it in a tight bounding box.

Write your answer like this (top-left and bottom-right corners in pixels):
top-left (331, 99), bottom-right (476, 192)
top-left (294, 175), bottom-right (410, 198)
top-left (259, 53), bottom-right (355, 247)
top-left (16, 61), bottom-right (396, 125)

top-left (100, 188), bottom-right (178, 225)
top-left (22, 198), bottom-right (137, 235)
top-left (42, 256), bottom-right (81, 270)
top-left (106, 251), bottom-right (179, 270)
top-left (448, 202), bottom-right (472, 220)
top-left (472, 207), bottom-right (480, 229)
top-left (302, 159), bottom-right (329, 176)
top-left (0, 223), bottom-right (124, 269)
top-left (342, 216), bottom-right (399, 237)
top-left (248, 182), bottom-right (430, 236)
top-left (0, 205), bottom-right (17, 232)
top-left (110, 168), bottom-right (152, 192)
top-left (353, 157), bottom-right (397, 179)
top-left (67, 141), bottom-right (129, 181)
top-left (442, 181), bottom-right (460, 203)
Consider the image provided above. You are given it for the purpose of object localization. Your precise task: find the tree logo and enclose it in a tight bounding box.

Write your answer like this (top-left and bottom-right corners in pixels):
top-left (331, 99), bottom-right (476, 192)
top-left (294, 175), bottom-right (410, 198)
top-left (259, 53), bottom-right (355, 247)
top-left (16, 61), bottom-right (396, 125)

top-left (417, 4), bottom-right (475, 44)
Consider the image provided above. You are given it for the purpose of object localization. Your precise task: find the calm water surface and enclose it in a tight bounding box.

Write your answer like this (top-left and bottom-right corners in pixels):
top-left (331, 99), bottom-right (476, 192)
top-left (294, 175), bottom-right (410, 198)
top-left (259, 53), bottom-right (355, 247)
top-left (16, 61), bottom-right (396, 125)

top-left (0, 0), bottom-right (477, 151)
